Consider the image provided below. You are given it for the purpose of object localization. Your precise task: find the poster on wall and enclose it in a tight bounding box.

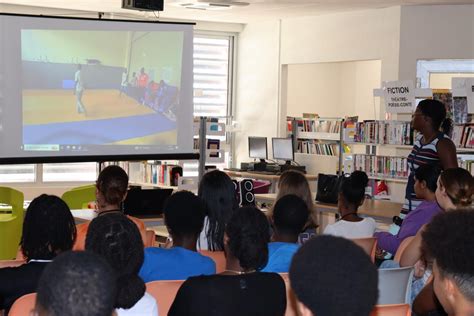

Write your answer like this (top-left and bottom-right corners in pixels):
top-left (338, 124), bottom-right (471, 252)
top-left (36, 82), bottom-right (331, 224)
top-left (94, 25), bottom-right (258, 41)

top-left (452, 77), bottom-right (474, 113)
top-left (383, 80), bottom-right (415, 113)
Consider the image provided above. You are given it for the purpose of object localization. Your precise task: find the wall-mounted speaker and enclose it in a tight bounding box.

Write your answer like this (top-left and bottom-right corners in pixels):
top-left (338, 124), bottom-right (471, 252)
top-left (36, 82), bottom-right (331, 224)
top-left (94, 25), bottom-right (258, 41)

top-left (239, 179), bottom-right (255, 206)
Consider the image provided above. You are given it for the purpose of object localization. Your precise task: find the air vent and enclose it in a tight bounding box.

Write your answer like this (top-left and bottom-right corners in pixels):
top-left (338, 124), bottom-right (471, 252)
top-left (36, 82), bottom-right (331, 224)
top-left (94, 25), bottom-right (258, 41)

top-left (173, 0), bottom-right (249, 10)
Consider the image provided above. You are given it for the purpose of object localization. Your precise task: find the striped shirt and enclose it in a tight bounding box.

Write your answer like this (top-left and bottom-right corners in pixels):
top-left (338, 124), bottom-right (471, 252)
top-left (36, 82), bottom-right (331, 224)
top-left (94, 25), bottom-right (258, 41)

top-left (401, 132), bottom-right (447, 217)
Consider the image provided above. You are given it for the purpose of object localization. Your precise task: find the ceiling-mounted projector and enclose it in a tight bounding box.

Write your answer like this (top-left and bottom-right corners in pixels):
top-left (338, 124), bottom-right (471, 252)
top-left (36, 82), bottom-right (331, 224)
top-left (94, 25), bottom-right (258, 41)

top-left (122, 0), bottom-right (164, 11)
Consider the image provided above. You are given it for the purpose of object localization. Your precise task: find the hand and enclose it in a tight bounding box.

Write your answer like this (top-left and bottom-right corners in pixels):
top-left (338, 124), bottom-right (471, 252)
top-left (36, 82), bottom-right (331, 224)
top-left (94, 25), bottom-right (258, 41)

top-left (375, 247), bottom-right (386, 259)
top-left (414, 260), bottom-right (426, 278)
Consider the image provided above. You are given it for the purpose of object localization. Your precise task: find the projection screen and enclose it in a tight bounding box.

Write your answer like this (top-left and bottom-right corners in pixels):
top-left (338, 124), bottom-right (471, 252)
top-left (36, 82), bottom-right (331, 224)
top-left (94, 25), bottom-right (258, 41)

top-left (0, 14), bottom-right (195, 164)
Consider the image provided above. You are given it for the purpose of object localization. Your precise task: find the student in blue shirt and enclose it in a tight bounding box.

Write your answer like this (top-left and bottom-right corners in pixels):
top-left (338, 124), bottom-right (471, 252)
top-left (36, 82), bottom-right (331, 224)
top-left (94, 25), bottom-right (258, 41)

top-left (262, 194), bottom-right (309, 273)
top-left (139, 191), bottom-right (216, 282)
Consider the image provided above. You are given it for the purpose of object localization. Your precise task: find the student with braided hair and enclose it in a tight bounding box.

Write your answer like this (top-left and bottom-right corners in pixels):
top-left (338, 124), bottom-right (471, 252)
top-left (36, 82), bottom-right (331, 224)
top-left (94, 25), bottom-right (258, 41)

top-left (86, 213), bottom-right (158, 315)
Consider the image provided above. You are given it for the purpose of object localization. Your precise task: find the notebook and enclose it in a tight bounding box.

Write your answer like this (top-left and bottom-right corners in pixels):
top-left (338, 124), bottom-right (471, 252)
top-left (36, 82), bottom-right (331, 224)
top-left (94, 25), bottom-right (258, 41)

top-left (123, 188), bottom-right (173, 218)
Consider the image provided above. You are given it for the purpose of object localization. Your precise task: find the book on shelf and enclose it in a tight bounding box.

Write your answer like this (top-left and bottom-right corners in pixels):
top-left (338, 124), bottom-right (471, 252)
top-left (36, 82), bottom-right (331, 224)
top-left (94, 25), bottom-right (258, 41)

top-left (351, 154), bottom-right (408, 179)
top-left (451, 124), bottom-right (474, 149)
top-left (348, 120), bottom-right (413, 145)
top-left (102, 161), bottom-right (180, 187)
top-left (458, 154), bottom-right (474, 176)
top-left (296, 140), bottom-right (340, 156)
top-left (289, 118), bottom-right (341, 134)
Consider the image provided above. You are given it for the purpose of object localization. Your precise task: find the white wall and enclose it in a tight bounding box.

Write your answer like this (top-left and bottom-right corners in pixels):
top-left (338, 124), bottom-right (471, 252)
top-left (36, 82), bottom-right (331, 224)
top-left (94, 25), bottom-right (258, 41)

top-left (234, 20), bottom-right (281, 166)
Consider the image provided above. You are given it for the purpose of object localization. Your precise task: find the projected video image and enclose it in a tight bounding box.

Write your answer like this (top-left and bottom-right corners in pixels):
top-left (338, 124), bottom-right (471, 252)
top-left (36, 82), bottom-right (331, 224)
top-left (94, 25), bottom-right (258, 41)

top-left (21, 30), bottom-right (184, 147)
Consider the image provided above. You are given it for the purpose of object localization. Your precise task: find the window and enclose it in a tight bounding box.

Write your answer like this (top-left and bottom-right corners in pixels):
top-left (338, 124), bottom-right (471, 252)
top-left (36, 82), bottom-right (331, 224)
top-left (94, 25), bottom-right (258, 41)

top-left (42, 162), bottom-right (97, 182)
top-left (0, 164), bottom-right (36, 183)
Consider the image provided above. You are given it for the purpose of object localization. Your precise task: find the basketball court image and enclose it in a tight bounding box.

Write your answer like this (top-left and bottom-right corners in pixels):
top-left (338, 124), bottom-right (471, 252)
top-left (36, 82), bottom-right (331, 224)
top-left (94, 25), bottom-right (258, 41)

top-left (22, 89), bottom-right (177, 145)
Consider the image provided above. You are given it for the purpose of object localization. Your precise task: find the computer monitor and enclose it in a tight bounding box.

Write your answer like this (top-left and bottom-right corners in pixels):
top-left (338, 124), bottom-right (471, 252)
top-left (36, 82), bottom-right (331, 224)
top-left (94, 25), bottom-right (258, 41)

top-left (272, 137), bottom-right (294, 164)
top-left (248, 137), bottom-right (268, 161)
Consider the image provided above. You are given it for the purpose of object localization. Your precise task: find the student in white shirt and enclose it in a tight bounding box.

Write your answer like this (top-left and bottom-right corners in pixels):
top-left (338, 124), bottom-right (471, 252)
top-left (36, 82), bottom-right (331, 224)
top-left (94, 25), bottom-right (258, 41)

top-left (323, 171), bottom-right (376, 239)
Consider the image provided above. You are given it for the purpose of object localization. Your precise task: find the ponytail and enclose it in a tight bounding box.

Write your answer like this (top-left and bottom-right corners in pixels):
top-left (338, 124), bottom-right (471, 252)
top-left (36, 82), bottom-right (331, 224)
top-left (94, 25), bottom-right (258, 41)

top-left (441, 118), bottom-right (453, 136)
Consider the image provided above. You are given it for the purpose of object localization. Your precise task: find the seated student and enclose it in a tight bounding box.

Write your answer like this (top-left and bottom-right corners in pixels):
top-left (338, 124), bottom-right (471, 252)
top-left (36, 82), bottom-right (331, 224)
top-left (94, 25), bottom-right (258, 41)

top-left (289, 235), bottom-right (378, 316)
top-left (139, 191), bottom-right (216, 282)
top-left (375, 164), bottom-right (442, 255)
top-left (323, 171), bottom-right (376, 238)
top-left (86, 214), bottom-right (158, 316)
top-left (262, 194), bottom-right (308, 273)
top-left (31, 251), bottom-right (116, 316)
top-left (74, 165), bottom-right (146, 250)
top-left (421, 209), bottom-right (474, 316)
top-left (169, 206), bottom-right (287, 316)
top-left (0, 195), bottom-right (76, 314)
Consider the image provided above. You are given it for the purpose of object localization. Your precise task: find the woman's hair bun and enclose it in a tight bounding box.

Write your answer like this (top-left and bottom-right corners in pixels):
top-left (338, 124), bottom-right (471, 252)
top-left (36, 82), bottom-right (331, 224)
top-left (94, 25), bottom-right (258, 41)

top-left (350, 171), bottom-right (369, 187)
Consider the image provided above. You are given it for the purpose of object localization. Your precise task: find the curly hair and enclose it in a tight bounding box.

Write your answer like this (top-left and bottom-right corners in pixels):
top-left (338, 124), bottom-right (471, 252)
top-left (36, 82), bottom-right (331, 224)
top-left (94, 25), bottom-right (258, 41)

top-left (273, 194), bottom-right (309, 236)
top-left (37, 251), bottom-right (116, 316)
top-left (85, 213), bottom-right (145, 309)
top-left (225, 206), bottom-right (270, 271)
top-left (340, 171), bottom-right (369, 208)
top-left (290, 235), bottom-right (378, 316)
top-left (164, 190), bottom-right (206, 237)
top-left (439, 168), bottom-right (474, 207)
top-left (415, 164), bottom-right (442, 193)
top-left (96, 165), bottom-right (129, 206)
top-left (21, 194), bottom-right (76, 261)
top-left (422, 209), bottom-right (474, 302)
top-left (198, 170), bottom-right (238, 251)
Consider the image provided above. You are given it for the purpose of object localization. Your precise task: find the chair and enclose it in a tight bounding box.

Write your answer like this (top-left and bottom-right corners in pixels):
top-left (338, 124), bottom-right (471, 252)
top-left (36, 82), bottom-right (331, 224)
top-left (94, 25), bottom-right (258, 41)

top-left (279, 273), bottom-right (298, 316)
top-left (394, 236), bottom-right (415, 263)
top-left (145, 230), bottom-right (156, 247)
top-left (370, 304), bottom-right (411, 316)
top-left (199, 250), bottom-right (226, 273)
top-left (351, 237), bottom-right (377, 262)
top-left (146, 280), bottom-right (184, 316)
top-left (61, 184), bottom-right (96, 209)
top-left (378, 267), bottom-right (414, 305)
top-left (0, 259), bottom-right (25, 269)
top-left (0, 187), bottom-right (24, 260)
top-left (9, 293), bottom-right (36, 316)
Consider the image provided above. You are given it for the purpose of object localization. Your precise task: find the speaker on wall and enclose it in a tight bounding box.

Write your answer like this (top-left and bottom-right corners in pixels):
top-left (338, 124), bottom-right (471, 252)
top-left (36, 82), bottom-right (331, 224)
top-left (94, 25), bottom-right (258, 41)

top-left (239, 179), bottom-right (255, 206)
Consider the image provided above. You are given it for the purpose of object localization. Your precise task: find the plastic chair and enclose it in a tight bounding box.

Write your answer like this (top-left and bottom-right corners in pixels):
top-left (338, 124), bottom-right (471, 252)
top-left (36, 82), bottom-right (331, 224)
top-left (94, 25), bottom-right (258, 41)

top-left (61, 184), bottom-right (96, 209)
top-left (0, 259), bottom-right (25, 269)
top-left (378, 267), bottom-right (414, 305)
top-left (9, 293), bottom-right (36, 316)
top-left (0, 187), bottom-right (25, 260)
top-left (146, 280), bottom-right (184, 316)
top-left (199, 250), bottom-right (226, 273)
top-left (394, 236), bottom-right (415, 263)
top-left (370, 304), bottom-right (411, 316)
top-left (279, 273), bottom-right (298, 316)
top-left (351, 237), bottom-right (377, 262)
top-left (145, 230), bottom-right (156, 247)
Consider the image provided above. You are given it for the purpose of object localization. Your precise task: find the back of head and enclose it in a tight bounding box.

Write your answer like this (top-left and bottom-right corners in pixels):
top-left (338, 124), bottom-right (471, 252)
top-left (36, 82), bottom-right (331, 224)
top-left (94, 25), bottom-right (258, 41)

top-left (341, 171), bottom-right (369, 207)
top-left (273, 194), bottom-right (309, 237)
top-left (418, 99), bottom-right (452, 135)
top-left (36, 251), bottom-right (116, 316)
top-left (415, 164), bottom-right (442, 193)
top-left (85, 213), bottom-right (145, 309)
top-left (225, 206), bottom-right (270, 271)
top-left (439, 168), bottom-right (474, 207)
top-left (21, 194), bottom-right (76, 261)
top-left (290, 235), bottom-right (378, 316)
top-left (422, 209), bottom-right (474, 302)
top-left (96, 165), bottom-right (129, 206)
top-left (277, 170), bottom-right (313, 212)
top-left (198, 170), bottom-right (238, 250)
top-left (164, 190), bottom-right (206, 238)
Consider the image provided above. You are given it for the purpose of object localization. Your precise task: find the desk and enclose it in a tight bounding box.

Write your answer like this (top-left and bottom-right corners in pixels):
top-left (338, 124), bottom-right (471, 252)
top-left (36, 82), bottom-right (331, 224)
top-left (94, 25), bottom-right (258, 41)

top-left (255, 193), bottom-right (402, 221)
top-left (224, 170), bottom-right (318, 192)
top-left (71, 209), bottom-right (164, 227)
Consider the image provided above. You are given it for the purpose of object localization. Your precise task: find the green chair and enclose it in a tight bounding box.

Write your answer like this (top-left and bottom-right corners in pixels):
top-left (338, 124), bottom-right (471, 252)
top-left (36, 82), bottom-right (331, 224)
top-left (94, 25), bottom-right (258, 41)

top-left (61, 184), bottom-right (96, 209)
top-left (0, 187), bottom-right (24, 260)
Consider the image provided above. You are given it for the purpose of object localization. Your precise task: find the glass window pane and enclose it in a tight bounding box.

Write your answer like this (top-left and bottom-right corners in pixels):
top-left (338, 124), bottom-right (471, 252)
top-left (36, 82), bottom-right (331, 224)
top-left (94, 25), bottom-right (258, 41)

top-left (0, 164), bottom-right (36, 183)
top-left (43, 162), bottom-right (97, 182)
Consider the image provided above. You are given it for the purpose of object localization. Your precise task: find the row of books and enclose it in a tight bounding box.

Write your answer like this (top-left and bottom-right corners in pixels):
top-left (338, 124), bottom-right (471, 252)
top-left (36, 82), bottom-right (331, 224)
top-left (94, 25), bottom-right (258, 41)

top-left (345, 120), bottom-right (413, 145)
top-left (451, 124), bottom-right (474, 149)
top-left (458, 155), bottom-right (474, 176)
top-left (296, 140), bottom-right (340, 156)
top-left (351, 154), bottom-right (409, 179)
top-left (289, 118), bottom-right (342, 134)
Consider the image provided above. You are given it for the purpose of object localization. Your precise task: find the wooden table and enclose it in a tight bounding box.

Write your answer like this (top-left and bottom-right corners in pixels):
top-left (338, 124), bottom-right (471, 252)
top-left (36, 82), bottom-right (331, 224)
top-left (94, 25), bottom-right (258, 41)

top-left (71, 209), bottom-right (164, 227)
top-left (224, 170), bottom-right (318, 192)
top-left (255, 193), bottom-right (402, 221)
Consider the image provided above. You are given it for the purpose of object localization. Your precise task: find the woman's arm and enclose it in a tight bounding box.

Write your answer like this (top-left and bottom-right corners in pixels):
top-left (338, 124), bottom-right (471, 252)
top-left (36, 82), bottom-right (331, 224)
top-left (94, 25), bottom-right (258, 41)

top-left (399, 226), bottom-right (424, 267)
top-left (437, 138), bottom-right (458, 169)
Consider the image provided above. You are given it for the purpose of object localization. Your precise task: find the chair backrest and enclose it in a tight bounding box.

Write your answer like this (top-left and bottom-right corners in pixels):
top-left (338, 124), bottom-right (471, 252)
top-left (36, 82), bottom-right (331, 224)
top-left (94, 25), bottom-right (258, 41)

top-left (9, 293), bottom-right (37, 316)
top-left (279, 273), bottom-right (298, 316)
top-left (0, 259), bottom-right (25, 269)
top-left (199, 250), bottom-right (226, 273)
top-left (370, 304), bottom-right (411, 316)
top-left (146, 280), bottom-right (184, 316)
top-left (394, 236), bottom-right (415, 263)
top-left (351, 237), bottom-right (377, 262)
top-left (0, 187), bottom-right (25, 260)
top-left (61, 185), bottom-right (96, 209)
top-left (378, 267), bottom-right (414, 305)
top-left (145, 230), bottom-right (156, 248)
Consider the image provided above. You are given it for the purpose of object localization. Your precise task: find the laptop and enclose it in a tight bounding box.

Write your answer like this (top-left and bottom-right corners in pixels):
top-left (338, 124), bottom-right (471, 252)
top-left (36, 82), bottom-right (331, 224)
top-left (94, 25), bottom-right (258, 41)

top-left (123, 188), bottom-right (173, 218)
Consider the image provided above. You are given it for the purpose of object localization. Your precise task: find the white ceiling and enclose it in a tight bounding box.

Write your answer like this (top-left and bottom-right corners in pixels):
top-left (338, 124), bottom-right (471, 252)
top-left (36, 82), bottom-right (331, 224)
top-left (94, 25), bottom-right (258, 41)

top-left (0, 0), bottom-right (473, 23)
